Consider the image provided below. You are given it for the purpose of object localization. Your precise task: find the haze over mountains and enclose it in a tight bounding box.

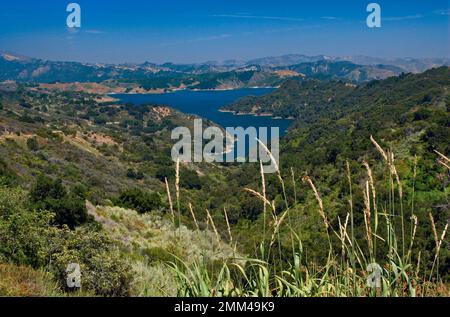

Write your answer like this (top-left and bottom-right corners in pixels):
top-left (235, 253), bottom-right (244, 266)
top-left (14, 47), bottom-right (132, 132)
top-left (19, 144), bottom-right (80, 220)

top-left (1, 50), bottom-right (448, 90)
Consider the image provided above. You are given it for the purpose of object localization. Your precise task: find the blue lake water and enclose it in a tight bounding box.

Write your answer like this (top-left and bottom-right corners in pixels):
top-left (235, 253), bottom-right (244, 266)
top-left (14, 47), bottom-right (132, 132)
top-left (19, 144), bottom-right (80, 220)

top-left (113, 88), bottom-right (293, 137)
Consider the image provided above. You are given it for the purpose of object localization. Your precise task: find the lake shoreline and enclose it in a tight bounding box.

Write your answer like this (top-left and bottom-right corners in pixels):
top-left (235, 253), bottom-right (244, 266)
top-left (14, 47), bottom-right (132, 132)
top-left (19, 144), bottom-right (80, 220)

top-left (108, 86), bottom-right (280, 96)
top-left (218, 109), bottom-right (294, 120)
top-left (113, 88), bottom-right (294, 137)
top-left (108, 87), bottom-right (297, 120)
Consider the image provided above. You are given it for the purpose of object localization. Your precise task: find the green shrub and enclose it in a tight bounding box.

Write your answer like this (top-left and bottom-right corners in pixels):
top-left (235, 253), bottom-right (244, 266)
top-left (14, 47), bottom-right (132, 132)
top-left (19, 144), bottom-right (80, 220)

top-left (240, 196), bottom-right (262, 220)
top-left (180, 168), bottom-right (202, 190)
top-left (0, 186), bottom-right (132, 296)
top-left (114, 188), bottom-right (162, 214)
top-left (50, 226), bottom-right (132, 296)
top-left (155, 165), bottom-right (175, 182)
top-left (30, 175), bottom-right (89, 229)
top-left (126, 168), bottom-right (144, 180)
top-left (142, 247), bottom-right (175, 263)
top-left (26, 137), bottom-right (39, 151)
top-left (0, 159), bottom-right (17, 186)
top-left (30, 175), bottom-right (66, 202)
top-left (0, 187), bottom-right (53, 268)
top-left (413, 107), bottom-right (432, 121)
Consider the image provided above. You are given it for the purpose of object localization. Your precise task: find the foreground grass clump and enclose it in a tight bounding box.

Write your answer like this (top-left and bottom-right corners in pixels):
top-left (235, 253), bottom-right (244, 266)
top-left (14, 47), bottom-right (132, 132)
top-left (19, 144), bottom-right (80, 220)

top-left (88, 204), bottom-right (237, 296)
top-left (166, 138), bottom-right (449, 297)
top-left (0, 264), bottom-right (60, 297)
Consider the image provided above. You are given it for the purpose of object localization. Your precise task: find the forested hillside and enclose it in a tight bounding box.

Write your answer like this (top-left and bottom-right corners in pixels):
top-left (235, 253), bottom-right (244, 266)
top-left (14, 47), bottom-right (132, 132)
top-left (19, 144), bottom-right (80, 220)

top-left (226, 67), bottom-right (450, 278)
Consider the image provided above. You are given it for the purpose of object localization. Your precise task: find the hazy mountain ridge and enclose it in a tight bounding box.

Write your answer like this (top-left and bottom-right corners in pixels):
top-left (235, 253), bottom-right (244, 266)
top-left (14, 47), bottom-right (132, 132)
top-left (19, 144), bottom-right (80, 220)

top-left (281, 60), bottom-right (405, 82)
top-left (337, 55), bottom-right (450, 73)
top-left (1, 51), bottom-right (448, 90)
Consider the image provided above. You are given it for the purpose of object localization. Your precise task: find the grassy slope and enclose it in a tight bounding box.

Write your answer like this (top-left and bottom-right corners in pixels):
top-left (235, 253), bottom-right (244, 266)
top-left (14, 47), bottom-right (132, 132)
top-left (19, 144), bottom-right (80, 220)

top-left (87, 203), bottom-right (236, 296)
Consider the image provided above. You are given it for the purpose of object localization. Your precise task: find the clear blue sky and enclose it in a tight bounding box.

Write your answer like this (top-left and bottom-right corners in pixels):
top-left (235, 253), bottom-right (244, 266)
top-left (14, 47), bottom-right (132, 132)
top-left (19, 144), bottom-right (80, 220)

top-left (0, 0), bottom-right (448, 63)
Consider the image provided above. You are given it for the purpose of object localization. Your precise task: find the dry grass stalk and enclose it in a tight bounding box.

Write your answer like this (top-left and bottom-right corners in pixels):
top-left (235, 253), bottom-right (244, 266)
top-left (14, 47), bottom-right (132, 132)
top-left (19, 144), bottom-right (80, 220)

top-left (413, 155), bottom-right (418, 178)
top-left (260, 160), bottom-right (267, 216)
top-left (370, 136), bottom-right (402, 199)
top-left (363, 180), bottom-right (373, 252)
top-left (260, 160), bottom-right (269, 245)
top-left (415, 250), bottom-right (422, 279)
top-left (389, 152), bottom-right (403, 199)
top-left (407, 214), bottom-right (418, 260)
top-left (165, 177), bottom-right (175, 223)
top-left (429, 213), bottom-right (439, 249)
top-left (346, 161), bottom-right (352, 187)
top-left (302, 175), bottom-right (329, 229)
top-left (345, 161), bottom-right (355, 248)
top-left (175, 158), bottom-right (180, 203)
top-left (436, 223), bottom-right (448, 256)
top-left (343, 229), bottom-right (353, 248)
top-left (206, 208), bottom-right (221, 246)
top-left (244, 188), bottom-right (275, 216)
top-left (291, 167), bottom-right (297, 203)
top-left (428, 217), bottom-right (449, 282)
top-left (269, 209), bottom-right (289, 247)
top-left (223, 207), bottom-right (233, 244)
top-left (370, 135), bottom-right (388, 161)
top-left (411, 214), bottom-right (418, 244)
top-left (363, 161), bottom-right (378, 215)
top-left (188, 203), bottom-right (199, 231)
top-left (338, 213), bottom-right (350, 255)
top-left (337, 218), bottom-right (344, 256)
top-left (256, 138), bottom-right (287, 206)
top-left (434, 150), bottom-right (450, 163)
top-left (256, 138), bottom-right (279, 173)
top-left (438, 160), bottom-right (450, 170)
top-left (343, 212), bottom-right (349, 236)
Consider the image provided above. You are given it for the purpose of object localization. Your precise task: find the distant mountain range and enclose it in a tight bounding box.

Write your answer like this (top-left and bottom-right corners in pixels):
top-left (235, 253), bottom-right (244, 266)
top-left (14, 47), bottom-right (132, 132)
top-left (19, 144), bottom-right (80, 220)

top-left (1, 50), bottom-right (448, 91)
top-left (243, 54), bottom-right (450, 73)
top-left (337, 55), bottom-right (450, 73)
top-left (194, 53), bottom-right (449, 73)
